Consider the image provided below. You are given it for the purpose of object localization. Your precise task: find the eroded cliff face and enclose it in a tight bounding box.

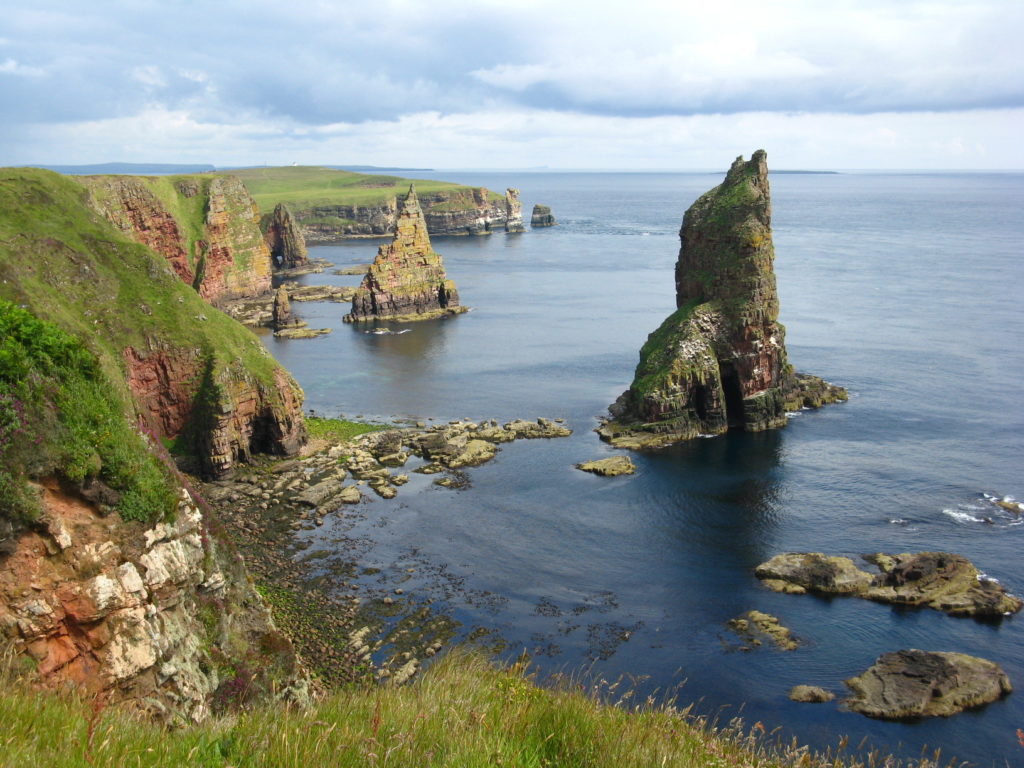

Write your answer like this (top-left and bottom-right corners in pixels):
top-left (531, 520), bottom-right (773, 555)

top-left (80, 174), bottom-right (273, 302)
top-left (344, 186), bottom-right (467, 323)
top-left (0, 482), bottom-right (309, 722)
top-left (298, 187), bottom-right (509, 240)
top-left (600, 151), bottom-right (845, 449)
top-left (124, 345), bottom-right (306, 479)
top-left (262, 202), bottom-right (309, 268)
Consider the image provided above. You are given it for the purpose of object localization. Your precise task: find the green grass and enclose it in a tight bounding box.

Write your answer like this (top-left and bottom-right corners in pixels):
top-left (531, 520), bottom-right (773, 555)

top-left (0, 300), bottom-right (179, 523)
top-left (306, 416), bottom-right (387, 443)
top-left (224, 166), bottom-right (503, 214)
top-left (0, 648), bottom-right (895, 768)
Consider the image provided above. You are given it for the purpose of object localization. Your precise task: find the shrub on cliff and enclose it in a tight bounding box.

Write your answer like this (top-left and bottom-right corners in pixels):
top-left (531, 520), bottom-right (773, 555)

top-left (0, 299), bottom-right (178, 523)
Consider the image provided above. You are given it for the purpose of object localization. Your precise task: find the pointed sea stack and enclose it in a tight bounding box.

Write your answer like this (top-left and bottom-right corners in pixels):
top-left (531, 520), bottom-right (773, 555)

top-left (505, 188), bottom-right (526, 232)
top-left (263, 202), bottom-right (309, 268)
top-left (344, 186), bottom-right (468, 323)
top-left (599, 150), bottom-right (846, 449)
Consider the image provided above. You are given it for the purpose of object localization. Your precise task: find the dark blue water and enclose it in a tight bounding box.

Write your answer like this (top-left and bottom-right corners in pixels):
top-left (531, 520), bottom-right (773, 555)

top-left (265, 171), bottom-right (1024, 766)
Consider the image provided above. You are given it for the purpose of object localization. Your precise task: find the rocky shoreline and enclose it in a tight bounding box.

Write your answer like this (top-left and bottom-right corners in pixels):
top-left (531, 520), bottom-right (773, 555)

top-left (199, 416), bottom-right (573, 687)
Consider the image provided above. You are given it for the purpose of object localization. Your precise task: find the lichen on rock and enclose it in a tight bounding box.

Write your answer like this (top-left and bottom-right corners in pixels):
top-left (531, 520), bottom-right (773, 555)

top-left (599, 150), bottom-right (846, 449)
top-left (344, 185), bottom-right (468, 323)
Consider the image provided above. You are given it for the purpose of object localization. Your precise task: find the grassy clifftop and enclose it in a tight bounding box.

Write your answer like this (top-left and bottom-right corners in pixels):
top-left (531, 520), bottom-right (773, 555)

top-left (0, 649), bottom-right (864, 768)
top-left (225, 166), bottom-right (502, 213)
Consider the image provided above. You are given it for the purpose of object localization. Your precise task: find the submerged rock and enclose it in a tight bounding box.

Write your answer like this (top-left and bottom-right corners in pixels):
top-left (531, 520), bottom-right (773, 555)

top-left (726, 610), bottom-right (799, 651)
top-left (755, 551), bottom-right (1022, 618)
top-left (531, 203), bottom-right (557, 227)
top-left (576, 456), bottom-right (636, 477)
top-left (344, 185), bottom-right (468, 323)
top-left (600, 151), bottom-right (845, 449)
top-left (789, 685), bottom-right (835, 703)
top-left (845, 650), bottom-right (1012, 719)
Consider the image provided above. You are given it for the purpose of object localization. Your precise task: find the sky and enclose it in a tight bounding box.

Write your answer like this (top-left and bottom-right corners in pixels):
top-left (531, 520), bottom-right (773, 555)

top-left (2, 0), bottom-right (1022, 170)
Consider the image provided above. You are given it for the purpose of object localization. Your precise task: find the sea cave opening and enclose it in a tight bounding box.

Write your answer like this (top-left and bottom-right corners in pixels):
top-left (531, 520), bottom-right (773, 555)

top-left (720, 363), bottom-right (745, 429)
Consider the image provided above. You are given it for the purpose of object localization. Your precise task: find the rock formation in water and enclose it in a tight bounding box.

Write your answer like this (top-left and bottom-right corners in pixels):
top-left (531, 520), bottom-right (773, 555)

top-left (344, 185), bottom-right (467, 323)
top-left (504, 188), bottom-right (526, 232)
top-left (81, 174), bottom-right (274, 302)
top-left (531, 204), bottom-right (557, 227)
top-left (754, 551), bottom-right (1022, 618)
top-left (845, 650), bottom-right (1012, 719)
top-left (263, 202), bottom-right (309, 268)
top-left (599, 150), bottom-right (845, 449)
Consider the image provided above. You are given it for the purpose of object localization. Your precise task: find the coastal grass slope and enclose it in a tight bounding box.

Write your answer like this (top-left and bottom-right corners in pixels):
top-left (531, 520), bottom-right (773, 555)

top-left (225, 166), bottom-right (503, 213)
top-left (0, 649), bottom-right (897, 768)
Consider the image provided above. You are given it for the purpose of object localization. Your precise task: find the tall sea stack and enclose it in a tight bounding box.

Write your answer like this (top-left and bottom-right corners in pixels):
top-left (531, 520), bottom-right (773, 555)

top-left (600, 150), bottom-right (845, 449)
top-left (344, 185), bottom-right (468, 322)
top-left (263, 202), bottom-right (309, 268)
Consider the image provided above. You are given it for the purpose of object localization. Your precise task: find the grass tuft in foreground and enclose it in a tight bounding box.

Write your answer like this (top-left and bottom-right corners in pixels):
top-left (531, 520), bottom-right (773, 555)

top-left (0, 648), bottom-right (960, 768)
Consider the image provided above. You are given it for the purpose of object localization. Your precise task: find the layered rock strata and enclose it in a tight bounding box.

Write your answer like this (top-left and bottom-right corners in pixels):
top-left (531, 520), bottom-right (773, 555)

top-left (297, 187), bottom-right (509, 240)
top-left (344, 186), bottom-right (468, 323)
top-left (755, 551), bottom-right (1022, 618)
top-left (505, 188), bottom-right (525, 232)
top-left (531, 204), bottom-right (557, 227)
top-left (81, 174), bottom-right (274, 302)
top-left (0, 482), bottom-right (309, 722)
top-left (263, 202), bottom-right (309, 268)
top-left (845, 650), bottom-right (1012, 719)
top-left (124, 345), bottom-right (306, 478)
top-left (600, 150), bottom-right (845, 449)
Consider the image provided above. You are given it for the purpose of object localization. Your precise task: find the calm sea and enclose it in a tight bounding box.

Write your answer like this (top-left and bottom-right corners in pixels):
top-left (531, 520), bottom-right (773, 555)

top-left (261, 170), bottom-right (1023, 766)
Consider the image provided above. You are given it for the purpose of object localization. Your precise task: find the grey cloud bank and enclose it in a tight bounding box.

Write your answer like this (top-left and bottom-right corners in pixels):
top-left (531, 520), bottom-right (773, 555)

top-left (2, 0), bottom-right (1022, 169)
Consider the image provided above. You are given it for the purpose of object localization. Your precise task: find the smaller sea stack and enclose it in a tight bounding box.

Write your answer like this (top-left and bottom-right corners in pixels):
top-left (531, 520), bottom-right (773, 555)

top-left (531, 204), bottom-right (556, 227)
top-left (263, 202), bottom-right (309, 268)
top-left (344, 186), bottom-right (467, 323)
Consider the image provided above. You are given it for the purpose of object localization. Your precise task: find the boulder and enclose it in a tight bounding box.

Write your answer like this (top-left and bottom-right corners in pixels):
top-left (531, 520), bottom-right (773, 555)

top-left (755, 553), bottom-right (873, 595)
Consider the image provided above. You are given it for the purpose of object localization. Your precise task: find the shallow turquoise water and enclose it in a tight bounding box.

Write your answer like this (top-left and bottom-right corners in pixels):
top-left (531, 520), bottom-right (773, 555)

top-left (264, 170), bottom-right (1024, 766)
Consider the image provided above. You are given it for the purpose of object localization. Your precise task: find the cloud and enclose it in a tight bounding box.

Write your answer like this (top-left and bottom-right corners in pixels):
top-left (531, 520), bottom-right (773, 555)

top-left (1, 1), bottom-right (1022, 167)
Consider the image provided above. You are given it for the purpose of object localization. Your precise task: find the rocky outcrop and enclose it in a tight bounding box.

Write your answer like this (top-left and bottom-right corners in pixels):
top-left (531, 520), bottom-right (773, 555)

top-left (344, 186), bottom-right (468, 323)
top-left (576, 456), bottom-right (636, 476)
top-left (789, 685), bottom-right (835, 703)
top-left (726, 610), bottom-right (799, 651)
top-left (124, 345), bottom-right (306, 479)
top-left (272, 285), bottom-right (298, 330)
top-left (80, 174), bottom-right (274, 302)
top-left (845, 650), bottom-right (1012, 719)
top-left (0, 481), bottom-right (309, 722)
top-left (531, 204), bottom-right (557, 227)
top-left (599, 151), bottom-right (845, 449)
top-left (505, 188), bottom-right (525, 232)
top-left (263, 202), bottom-right (309, 268)
top-left (755, 551), bottom-right (1022, 618)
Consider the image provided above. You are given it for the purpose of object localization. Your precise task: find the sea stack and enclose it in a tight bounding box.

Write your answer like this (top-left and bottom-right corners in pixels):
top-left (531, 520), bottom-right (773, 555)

top-left (344, 185), bottom-right (468, 323)
top-left (505, 188), bottom-right (526, 232)
top-left (531, 204), bottom-right (556, 227)
top-left (599, 150), bottom-right (845, 449)
top-left (263, 202), bottom-right (309, 268)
